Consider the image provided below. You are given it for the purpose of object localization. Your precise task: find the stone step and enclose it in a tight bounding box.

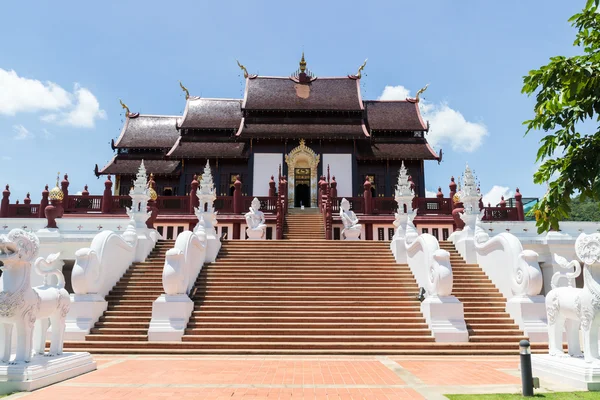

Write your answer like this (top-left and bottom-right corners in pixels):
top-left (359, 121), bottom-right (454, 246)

top-left (181, 335), bottom-right (436, 343)
top-left (191, 311), bottom-right (423, 317)
top-left (183, 328), bottom-right (432, 336)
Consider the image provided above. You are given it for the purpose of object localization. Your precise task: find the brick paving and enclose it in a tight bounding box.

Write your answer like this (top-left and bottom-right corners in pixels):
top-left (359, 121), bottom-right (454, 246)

top-left (7, 355), bottom-right (579, 400)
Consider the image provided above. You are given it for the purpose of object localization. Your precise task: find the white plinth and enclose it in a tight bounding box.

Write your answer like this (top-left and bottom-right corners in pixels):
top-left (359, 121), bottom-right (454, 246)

top-left (421, 296), bottom-right (469, 342)
top-left (342, 229), bottom-right (361, 241)
top-left (390, 237), bottom-right (407, 264)
top-left (506, 296), bottom-right (548, 342)
top-left (0, 352), bottom-right (96, 394)
top-left (205, 235), bottom-right (221, 263)
top-left (148, 294), bottom-right (194, 341)
top-left (246, 228), bottom-right (266, 240)
top-left (533, 354), bottom-right (600, 391)
top-left (65, 294), bottom-right (108, 341)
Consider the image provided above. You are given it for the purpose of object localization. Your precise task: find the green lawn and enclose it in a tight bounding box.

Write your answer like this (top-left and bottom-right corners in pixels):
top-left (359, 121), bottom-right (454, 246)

top-left (445, 393), bottom-right (598, 399)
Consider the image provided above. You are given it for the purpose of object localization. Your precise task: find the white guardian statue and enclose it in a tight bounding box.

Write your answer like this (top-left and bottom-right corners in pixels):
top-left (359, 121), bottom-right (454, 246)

top-left (339, 198), bottom-right (361, 240)
top-left (546, 233), bottom-right (600, 363)
top-left (245, 197), bottom-right (267, 240)
top-left (0, 229), bottom-right (69, 363)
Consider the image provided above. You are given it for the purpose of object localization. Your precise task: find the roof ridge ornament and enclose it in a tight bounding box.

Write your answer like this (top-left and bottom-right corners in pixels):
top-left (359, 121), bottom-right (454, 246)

top-left (291, 52), bottom-right (316, 84)
top-left (356, 59), bottom-right (368, 79)
top-left (236, 60), bottom-right (249, 79)
top-left (119, 99), bottom-right (130, 117)
top-left (415, 84), bottom-right (429, 102)
top-left (179, 81), bottom-right (190, 100)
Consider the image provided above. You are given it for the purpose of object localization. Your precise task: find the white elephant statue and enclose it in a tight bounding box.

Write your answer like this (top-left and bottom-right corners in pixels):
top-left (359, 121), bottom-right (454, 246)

top-left (0, 229), bottom-right (70, 364)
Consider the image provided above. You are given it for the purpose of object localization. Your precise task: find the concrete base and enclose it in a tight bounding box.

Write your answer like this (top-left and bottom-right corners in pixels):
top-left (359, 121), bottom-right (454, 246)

top-left (533, 354), bottom-right (600, 391)
top-left (421, 296), bottom-right (469, 342)
top-left (65, 294), bottom-right (108, 341)
top-left (246, 227), bottom-right (266, 240)
top-left (148, 294), bottom-right (194, 341)
top-left (0, 352), bottom-right (96, 394)
top-left (390, 237), bottom-right (407, 264)
top-left (506, 296), bottom-right (548, 342)
top-left (206, 235), bottom-right (221, 263)
top-left (342, 229), bottom-right (361, 241)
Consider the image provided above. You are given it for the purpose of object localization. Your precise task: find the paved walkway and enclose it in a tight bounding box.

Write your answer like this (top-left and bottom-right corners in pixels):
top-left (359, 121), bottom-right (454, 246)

top-left (7, 355), bottom-right (579, 400)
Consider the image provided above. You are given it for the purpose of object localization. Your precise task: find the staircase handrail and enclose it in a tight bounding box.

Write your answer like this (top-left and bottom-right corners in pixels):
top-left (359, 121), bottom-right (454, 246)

top-left (71, 230), bottom-right (136, 297)
top-left (162, 230), bottom-right (207, 296)
top-left (474, 229), bottom-right (542, 297)
top-left (405, 233), bottom-right (453, 296)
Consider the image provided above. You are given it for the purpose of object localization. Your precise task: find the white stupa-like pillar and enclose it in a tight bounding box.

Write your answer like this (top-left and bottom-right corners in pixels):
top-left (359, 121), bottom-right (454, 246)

top-left (391, 162), bottom-right (417, 263)
top-left (194, 160), bottom-right (221, 262)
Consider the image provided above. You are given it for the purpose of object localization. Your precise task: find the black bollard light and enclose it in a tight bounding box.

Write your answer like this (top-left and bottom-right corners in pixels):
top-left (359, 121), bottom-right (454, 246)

top-left (519, 339), bottom-right (534, 396)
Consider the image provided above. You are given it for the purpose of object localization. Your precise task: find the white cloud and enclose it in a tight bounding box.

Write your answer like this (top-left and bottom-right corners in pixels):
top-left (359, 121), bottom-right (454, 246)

top-left (482, 185), bottom-right (514, 207)
top-left (378, 85), bottom-right (488, 152)
top-left (54, 85), bottom-right (107, 128)
top-left (13, 124), bottom-right (33, 140)
top-left (42, 128), bottom-right (54, 139)
top-left (425, 189), bottom-right (437, 198)
top-left (0, 68), bottom-right (105, 128)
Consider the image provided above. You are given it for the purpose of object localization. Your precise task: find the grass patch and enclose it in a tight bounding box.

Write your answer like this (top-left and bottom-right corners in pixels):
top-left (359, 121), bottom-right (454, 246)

top-left (445, 393), bottom-right (597, 399)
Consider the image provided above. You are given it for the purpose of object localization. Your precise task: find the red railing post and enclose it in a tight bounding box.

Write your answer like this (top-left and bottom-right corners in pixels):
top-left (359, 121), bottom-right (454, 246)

top-left (269, 175), bottom-right (276, 197)
top-left (363, 177), bottom-right (372, 215)
top-left (233, 175), bottom-right (243, 214)
top-left (0, 185), bottom-right (9, 218)
top-left (515, 188), bottom-right (525, 221)
top-left (449, 176), bottom-right (457, 209)
top-left (39, 185), bottom-right (49, 218)
top-left (189, 175), bottom-right (199, 214)
top-left (61, 174), bottom-right (69, 211)
top-left (330, 176), bottom-right (337, 199)
top-left (101, 175), bottom-right (113, 213)
top-left (283, 176), bottom-right (288, 213)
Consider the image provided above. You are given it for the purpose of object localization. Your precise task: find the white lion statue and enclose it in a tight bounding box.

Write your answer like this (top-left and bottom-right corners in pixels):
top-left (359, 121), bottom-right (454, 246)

top-left (546, 233), bottom-right (600, 363)
top-left (0, 229), bottom-right (70, 364)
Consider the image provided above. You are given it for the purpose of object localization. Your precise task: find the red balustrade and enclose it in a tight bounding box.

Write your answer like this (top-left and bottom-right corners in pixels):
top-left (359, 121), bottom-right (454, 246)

top-left (7, 204), bottom-right (39, 218)
top-left (155, 196), bottom-right (190, 214)
top-left (372, 197), bottom-right (397, 215)
top-left (482, 207), bottom-right (519, 221)
top-left (330, 197), bottom-right (365, 214)
top-left (215, 196), bottom-right (234, 213)
top-left (415, 198), bottom-right (453, 215)
top-left (64, 196), bottom-right (103, 213)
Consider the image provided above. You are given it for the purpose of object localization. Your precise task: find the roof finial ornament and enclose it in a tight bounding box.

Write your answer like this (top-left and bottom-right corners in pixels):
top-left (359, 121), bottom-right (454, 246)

top-left (179, 81), bottom-right (190, 100)
top-left (415, 84), bottom-right (429, 103)
top-left (119, 99), bottom-right (130, 117)
top-left (299, 52), bottom-right (307, 73)
top-left (236, 60), bottom-right (249, 79)
top-left (356, 59), bottom-right (368, 79)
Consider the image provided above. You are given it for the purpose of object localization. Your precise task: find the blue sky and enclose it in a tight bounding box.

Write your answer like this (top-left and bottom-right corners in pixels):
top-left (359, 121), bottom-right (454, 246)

top-left (0, 0), bottom-right (586, 205)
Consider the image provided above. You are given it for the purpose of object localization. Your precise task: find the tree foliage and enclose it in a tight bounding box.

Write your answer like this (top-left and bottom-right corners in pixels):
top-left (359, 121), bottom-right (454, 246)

top-left (523, 0), bottom-right (600, 233)
top-left (565, 195), bottom-right (600, 221)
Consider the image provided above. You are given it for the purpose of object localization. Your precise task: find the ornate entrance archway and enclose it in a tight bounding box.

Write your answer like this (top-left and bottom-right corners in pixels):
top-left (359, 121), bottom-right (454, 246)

top-left (285, 139), bottom-right (320, 208)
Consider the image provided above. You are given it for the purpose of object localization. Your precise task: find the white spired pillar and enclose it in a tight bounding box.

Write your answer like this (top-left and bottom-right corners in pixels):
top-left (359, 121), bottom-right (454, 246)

top-left (391, 161), bottom-right (417, 263)
top-left (194, 160), bottom-right (221, 262)
top-left (451, 163), bottom-right (481, 264)
top-left (126, 160), bottom-right (154, 262)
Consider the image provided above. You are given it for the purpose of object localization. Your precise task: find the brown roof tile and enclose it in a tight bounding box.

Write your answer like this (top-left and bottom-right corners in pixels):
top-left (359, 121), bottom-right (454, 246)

top-left (178, 98), bottom-right (242, 130)
top-left (243, 77), bottom-right (363, 111)
top-left (167, 139), bottom-right (248, 158)
top-left (365, 100), bottom-right (428, 131)
top-left (356, 142), bottom-right (439, 161)
top-left (237, 123), bottom-right (369, 138)
top-left (114, 115), bottom-right (180, 148)
top-left (98, 157), bottom-right (181, 175)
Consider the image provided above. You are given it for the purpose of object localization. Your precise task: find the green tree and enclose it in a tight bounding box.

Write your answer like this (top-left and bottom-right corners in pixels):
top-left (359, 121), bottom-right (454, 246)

top-left (522, 0), bottom-right (600, 233)
top-left (566, 195), bottom-right (600, 221)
